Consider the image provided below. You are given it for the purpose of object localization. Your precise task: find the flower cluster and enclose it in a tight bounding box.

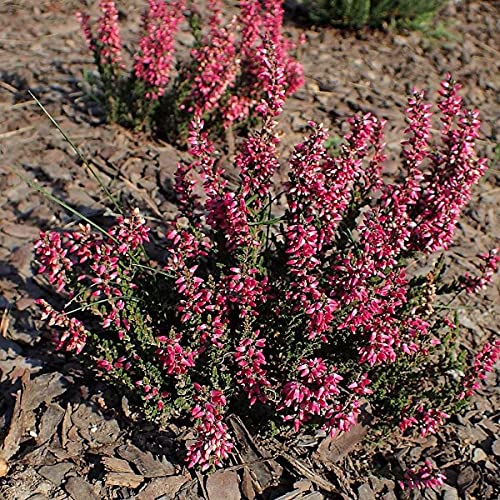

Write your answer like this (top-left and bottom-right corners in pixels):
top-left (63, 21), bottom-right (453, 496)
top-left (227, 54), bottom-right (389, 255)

top-left (399, 460), bottom-right (446, 491)
top-left (76, 0), bottom-right (303, 138)
top-left (34, 78), bottom-right (497, 483)
top-left (77, 0), bottom-right (122, 67)
top-left (399, 404), bottom-right (450, 437)
top-left (134, 0), bottom-right (185, 99)
top-left (278, 358), bottom-right (344, 432)
top-left (459, 340), bottom-right (500, 399)
top-left (460, 249), bottom-right (499, 293)
top-left (36, 299), bottom-right (88, 354)
top-left (186, 388), bottom-right (233, 470)
top-left (234, 333), bottom-right (271, 405)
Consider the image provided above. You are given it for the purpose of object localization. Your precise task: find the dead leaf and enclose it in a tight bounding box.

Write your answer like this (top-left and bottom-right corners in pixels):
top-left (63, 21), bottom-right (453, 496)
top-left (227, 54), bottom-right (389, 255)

top-left (0, 307), bottom-right (10, 337)
top-left (60, 403), bottom-right (73, 449)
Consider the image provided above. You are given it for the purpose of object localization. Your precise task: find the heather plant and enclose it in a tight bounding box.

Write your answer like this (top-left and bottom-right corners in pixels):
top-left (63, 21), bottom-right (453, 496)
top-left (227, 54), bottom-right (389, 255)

top-left (300, 0), bottom-right (447, 29)
top-left (33, 72), bottom-right (498, 489)
top-left (76, 0), bottom-right (303, 143)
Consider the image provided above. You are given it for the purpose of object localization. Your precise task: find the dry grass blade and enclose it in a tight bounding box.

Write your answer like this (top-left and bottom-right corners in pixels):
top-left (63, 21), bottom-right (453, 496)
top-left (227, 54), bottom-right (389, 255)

top-left (0, 125), bottom-right (34, 139)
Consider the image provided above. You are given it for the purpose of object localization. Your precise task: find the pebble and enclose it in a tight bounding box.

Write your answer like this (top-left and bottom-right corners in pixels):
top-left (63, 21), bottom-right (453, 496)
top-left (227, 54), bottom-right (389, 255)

top-left (442, 486), bottom-right (460, 500)
top-left (472, 448), bottom-right (488, 463)
top-left (357, 482), bottom-right (375, 500)
top-left (491, 439), bottom-right (500, 457)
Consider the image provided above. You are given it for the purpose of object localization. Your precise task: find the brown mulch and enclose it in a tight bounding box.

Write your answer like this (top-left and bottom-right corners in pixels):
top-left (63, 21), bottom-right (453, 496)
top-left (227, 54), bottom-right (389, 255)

top-left (0, 0), bottom-right (499, 498)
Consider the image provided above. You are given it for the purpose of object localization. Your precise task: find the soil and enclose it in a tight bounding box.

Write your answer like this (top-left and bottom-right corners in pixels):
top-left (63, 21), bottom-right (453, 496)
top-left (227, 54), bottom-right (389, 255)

top-left (0, 1), bottom-right (498, 499)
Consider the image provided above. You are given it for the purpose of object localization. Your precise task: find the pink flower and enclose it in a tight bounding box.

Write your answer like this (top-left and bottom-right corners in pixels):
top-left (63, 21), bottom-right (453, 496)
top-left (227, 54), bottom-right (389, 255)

top-left (278, 359), bottom-right (344, 432)
top-left (348, 373), bottom-right (373, 395)
top-left (75, 12), bottom-right (94, 51)
top-left (399, 460), bottom-right (446, 490)
top-left (134, 0), bottom-right (185, 99)
top-left (235, 334), bottom-right (271, 405)
top-left (108, 208), bottom-right (150, 254)
top-left (399, 404), bottom-right (449, 437)
top-left (34, 231), bottom-right (73, 292)
top-left (184, 0), bottom-right (238, 116)
top-left (186, 388), bottom-right (233, 470)
top-left (460, 340), bottom-right (500, 399)
top-left (36, 299), bottom-right (88, 354)
top-left (156, 334), bottom-right (196, 375)
top-left (97, 0), bottom-right (123, 67)
top-left (461, 248), bottom-right (499, 293)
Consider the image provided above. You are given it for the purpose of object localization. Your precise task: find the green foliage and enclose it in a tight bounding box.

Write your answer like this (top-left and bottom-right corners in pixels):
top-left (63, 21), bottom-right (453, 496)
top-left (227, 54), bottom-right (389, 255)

top-left (303, 0), bottom-right (447, 29)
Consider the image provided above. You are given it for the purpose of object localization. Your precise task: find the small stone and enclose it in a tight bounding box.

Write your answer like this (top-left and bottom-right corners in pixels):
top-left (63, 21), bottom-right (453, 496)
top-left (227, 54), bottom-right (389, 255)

top-left (0, 457), bottom-right (9, 477)
top-left (357, 482), bottom-right (375, 500)
top-left (491, 439), bottom-right (500, 456)
top-left (293, 479), bottom-right (312, 492)
top-left (442, 486), bottom-right (459, 500)
top-left (472, 448), bottom-right (488, 463)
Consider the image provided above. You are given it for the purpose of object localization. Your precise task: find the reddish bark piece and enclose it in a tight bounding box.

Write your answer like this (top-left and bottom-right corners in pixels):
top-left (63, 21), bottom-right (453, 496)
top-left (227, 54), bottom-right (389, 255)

top-left (228, 416), bottom-right (281, 493)
top-left (102, 456), bottom-right (135, 474)
top-left (0, 369), bottom-right (30, 462)
top-left (117, 443), bottom-right (176, 477)
top-left (1, 222), bottom-right (40, 239)
top-left (313, 404), bottom-right (372, 467)
top-left (136, 474), bottom-right (190, 500)
top-left (36, 403), bottom-right (65, 446)
top-left (38, 462), bottom-right (74, 485)
top-left (313, 421), bottom-right (368, 465)
top-left (23, 372), bottom-right (67, 412)
top-left (70, 403), bottom-right (121, 447)
top-left (205, 469), bottom-right (241, 500)
top-left (105, 471), bottom-right (144, 488)
top-left (240, 467), bottom-right (256, 500)
top-left (456, 465), bottom-right (480, 494)
top-left (65, 476), bottom-right (100, 500)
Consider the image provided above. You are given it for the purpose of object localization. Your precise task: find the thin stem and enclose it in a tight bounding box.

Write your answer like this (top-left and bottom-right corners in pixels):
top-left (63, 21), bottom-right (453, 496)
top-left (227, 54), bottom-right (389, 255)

top-left (28, 91), bottom-right (123, 214)
top-left (65, 296), bottom-right (139, 315)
